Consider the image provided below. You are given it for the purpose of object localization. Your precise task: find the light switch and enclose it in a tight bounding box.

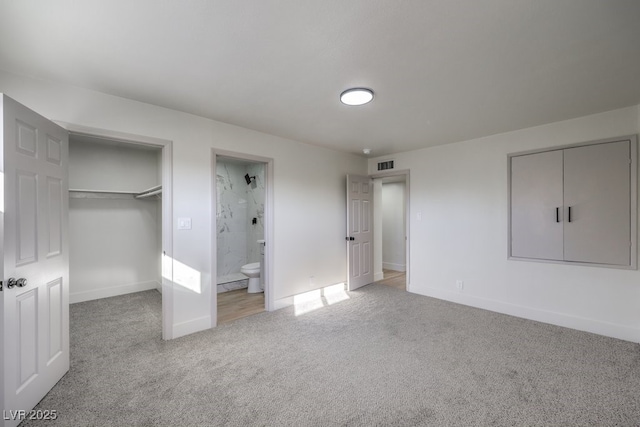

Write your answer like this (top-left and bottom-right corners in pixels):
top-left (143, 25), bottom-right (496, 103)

top-left (178, 217), bottom-right (192, 230)
top-left (416, 211), bottom-right (422, 221)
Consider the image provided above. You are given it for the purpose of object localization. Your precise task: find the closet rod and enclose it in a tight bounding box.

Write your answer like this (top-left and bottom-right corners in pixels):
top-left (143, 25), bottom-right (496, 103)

top-left (69, 189), bottom-right (136, 195)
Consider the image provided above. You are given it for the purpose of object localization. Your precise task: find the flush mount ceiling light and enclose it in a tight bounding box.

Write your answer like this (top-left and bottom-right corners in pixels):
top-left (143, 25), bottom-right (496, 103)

top-left (340, 88), bottom-right (374, 106)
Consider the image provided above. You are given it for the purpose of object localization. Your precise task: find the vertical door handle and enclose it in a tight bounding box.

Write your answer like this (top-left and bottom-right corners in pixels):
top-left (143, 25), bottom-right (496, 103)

top-left (568, 206), bottom-right (572, 223)
top-left (556, 207), bottom-right (560, 223)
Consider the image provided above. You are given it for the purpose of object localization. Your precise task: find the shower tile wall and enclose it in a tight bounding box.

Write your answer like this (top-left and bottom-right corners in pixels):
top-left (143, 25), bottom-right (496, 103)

top-left (216, 160), bottom-right (265, 286)
top-left (246, 162), bottom-right (265, 263)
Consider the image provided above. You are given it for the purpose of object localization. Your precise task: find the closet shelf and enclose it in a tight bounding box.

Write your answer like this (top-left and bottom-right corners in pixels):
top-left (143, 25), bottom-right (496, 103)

top-left (69, 185), bottom-right (162, 200)
top-left (135, 185), bottom-right (162, 199)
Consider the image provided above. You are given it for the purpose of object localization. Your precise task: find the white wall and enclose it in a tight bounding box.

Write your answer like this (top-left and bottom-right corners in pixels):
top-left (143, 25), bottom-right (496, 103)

top-left (69, 198), bottom-right (160, 302)
top-left (369, 105), bottom-right (640, 342)
top-left (69, 139), bottom-right (160, 192)
top-left (382, 182), bottom-right (406, 271)
top-left (69, 139), bottom-right (161, 302)
top-left (0, 69), bottom-right (366, 338)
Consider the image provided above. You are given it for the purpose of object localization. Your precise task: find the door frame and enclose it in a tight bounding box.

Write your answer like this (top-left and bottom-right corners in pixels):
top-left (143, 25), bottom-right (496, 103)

top-left (370, 169), bottom-right (410, 291)
top-left (56, 122), bottom-right (174, 339)
top-left (211, 149), bottom-right (274, 325)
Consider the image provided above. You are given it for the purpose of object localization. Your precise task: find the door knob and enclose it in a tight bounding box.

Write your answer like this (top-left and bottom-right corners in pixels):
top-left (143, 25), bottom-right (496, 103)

top-left (5, 278), bottom-right (27, 289)
top-left (345, 237), bottom-right (355, 241)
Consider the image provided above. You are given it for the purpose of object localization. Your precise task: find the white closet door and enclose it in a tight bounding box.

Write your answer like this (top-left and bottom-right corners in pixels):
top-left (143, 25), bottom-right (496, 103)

top-left (1, 94), bottom-right (69, 427)
top-left (563, 141), bottom-right (631, 265)
top-left (510, 150), bottom-right (564, 261)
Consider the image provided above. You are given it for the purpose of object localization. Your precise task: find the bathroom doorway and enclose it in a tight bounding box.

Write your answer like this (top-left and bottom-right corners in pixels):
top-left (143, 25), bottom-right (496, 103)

top-left (212, 150), bottom-right (273, 325)
top-left (372, 171), bottom-right (409, 291)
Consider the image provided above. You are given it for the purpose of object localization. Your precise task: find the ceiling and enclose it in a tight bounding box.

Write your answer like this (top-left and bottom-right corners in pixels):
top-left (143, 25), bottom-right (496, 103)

top-left (1, 1), bottom-right (640, 158)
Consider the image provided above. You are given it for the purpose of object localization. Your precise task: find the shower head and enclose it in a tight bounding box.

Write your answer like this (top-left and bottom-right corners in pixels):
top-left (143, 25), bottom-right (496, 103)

top-left (244, 174), bottom-right (256, 185)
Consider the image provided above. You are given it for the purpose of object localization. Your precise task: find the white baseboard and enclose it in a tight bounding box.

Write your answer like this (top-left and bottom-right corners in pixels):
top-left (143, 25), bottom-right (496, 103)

top-left (273, 295), bottom-right (295, 311)
top-left (70, 280), bottom-right (160, 304)
top-left (374, 271), bottom-right (384, 281)
top-left (415, 286), bottom-right (640, 343)
top-left (173, 316), bottom-right (211, 339)
top-left (382, 262), bottom-right (406, 272)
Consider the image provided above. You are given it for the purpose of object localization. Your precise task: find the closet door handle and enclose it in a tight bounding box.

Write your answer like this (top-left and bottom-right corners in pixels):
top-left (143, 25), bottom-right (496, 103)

top-left (568, 206), bottom-right (572, 223)
top-left (556, 207), bottom-right (560, 223)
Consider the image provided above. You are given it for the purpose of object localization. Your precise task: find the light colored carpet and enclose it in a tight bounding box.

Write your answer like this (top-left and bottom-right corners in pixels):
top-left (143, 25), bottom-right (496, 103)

top-left (22, 284), bottom-right (640, 426)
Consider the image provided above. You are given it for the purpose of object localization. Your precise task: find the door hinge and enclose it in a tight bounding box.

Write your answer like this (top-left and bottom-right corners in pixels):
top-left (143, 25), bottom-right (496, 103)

top-left (0, 281), bottom-right (3, 291)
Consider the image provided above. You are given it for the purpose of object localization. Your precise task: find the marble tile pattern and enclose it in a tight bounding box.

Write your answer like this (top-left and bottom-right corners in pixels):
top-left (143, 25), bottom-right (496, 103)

top-left (246, 162), bottom-right (265, 264)
top-left (216, 160), bottom-right (265, 284)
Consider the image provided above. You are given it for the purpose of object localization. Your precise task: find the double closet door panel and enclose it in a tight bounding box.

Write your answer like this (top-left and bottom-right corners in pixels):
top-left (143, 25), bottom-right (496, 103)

top-left (511, 150), bottom-right (564, 261)
top-left (563, 141), bottom-right (631, 265)
top-left (510, 140), bottom-right (632, 266)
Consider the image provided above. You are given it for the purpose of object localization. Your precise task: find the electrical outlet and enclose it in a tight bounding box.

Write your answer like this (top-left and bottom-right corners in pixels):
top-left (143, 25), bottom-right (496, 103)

top-left (309, 276), bottom-right (315, 287)
top-left (456, 280), bottom-right (464, 291)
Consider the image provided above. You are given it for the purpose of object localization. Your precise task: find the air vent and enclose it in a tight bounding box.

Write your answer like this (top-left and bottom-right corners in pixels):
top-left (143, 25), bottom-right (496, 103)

top-left (377, 160), bottom-right (394, 171)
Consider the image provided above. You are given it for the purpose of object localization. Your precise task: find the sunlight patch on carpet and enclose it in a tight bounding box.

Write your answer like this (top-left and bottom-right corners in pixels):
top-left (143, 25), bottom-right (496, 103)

top-left (294, 283), bottom-right (349, 316)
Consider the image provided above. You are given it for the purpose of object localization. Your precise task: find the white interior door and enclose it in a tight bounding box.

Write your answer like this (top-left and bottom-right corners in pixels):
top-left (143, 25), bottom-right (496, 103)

top-left (346, 174), bottom-right (373, 290)
top-left (1, 94), bottom-right (69, 427)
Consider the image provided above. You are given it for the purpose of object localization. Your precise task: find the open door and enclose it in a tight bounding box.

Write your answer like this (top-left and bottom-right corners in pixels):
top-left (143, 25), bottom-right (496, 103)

top-left (346, 174), bottom-right (373, 290)
top-left (1, 95), bottom-right (69, 427)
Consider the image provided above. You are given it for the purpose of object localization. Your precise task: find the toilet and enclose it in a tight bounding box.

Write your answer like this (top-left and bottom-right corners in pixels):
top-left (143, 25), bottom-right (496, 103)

top-left (240, 262), bottom-right (262, 293)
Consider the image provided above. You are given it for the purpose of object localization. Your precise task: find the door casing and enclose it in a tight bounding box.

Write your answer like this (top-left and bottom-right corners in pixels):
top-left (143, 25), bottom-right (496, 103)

top-left (57, 122), bottom-right (174, 339)
top-left (370, 169), bottom-right (410, 291)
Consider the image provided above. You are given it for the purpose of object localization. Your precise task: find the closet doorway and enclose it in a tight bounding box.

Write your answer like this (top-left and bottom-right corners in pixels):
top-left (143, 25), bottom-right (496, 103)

top-left (66, 126), bottom-right (172, 338)
top-left (212, 150), bottom-right (273, 325)
top-left (372, 172), bottom-right (409, 291)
